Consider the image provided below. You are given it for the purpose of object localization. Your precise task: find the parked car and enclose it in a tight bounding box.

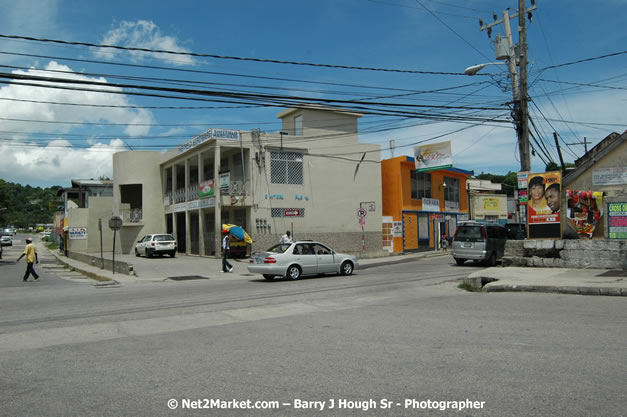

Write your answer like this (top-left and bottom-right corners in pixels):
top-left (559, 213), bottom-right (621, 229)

top-left (451, 222), bottom-right (508, 266)
top-left (135, 234), bottom-right (177, 258)
top-left (248, 241), bottom-right (358, 280)
top-left (1, 235), bottom-right (12, 246)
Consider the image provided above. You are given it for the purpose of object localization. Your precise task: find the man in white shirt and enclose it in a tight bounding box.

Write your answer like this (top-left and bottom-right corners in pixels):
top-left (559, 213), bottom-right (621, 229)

top-left (279, 230), bottom-right (292, 244)
top-left (222, 231), bottom-right (233, 273)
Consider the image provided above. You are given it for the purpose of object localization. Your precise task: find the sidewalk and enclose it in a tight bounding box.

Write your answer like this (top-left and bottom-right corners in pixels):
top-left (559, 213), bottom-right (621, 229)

top-left (45, 244), bottom-right (627, 296)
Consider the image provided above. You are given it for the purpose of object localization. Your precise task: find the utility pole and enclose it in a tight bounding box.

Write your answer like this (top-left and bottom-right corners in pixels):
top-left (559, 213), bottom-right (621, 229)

top-left (479, 1), bottom-right (536, 172)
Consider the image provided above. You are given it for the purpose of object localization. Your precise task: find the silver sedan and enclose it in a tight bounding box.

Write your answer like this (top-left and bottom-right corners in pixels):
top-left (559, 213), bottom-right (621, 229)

top-left (248, 241), bottom-right (358, 280)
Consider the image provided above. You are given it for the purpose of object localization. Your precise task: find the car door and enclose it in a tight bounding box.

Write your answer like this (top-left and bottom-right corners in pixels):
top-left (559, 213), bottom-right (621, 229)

top-left (294, 243), bottom-right (317, 275)
top-left (313, 243), bottom-right (336, 273)
top-left (137, 235), bottom-right (150, 252)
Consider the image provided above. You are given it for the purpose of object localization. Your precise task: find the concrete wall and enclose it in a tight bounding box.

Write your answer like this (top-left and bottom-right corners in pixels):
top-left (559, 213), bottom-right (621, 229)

top-left (113, 151), bottom-right (166, 254)
top-left (503, 239), bottom-right (627, 269)
top-left (66, 208), bottom-right (89, 253)
top-left (85, 196), bottom-right (114, 253)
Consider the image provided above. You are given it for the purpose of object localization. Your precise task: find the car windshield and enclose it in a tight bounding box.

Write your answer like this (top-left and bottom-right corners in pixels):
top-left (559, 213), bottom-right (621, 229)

top-left (154, 234), bottom-right (174, 242)
top-left (266, 244), bottom-right (291, 254)
top-left (455, 226), bottom-right (484, 242)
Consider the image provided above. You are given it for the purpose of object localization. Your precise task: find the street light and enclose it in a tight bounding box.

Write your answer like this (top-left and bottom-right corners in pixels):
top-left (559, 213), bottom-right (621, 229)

top-left (463, 62), bottom-right (506, 75)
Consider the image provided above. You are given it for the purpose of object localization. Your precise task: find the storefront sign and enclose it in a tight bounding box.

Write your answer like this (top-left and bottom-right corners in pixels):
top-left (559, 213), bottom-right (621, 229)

top-left (422, 197), bottom-right (440, 212)
top-left (608, 202), bottom-right (627, 239)
top-left (592, 167), bottom-right (627, 186)
top-left (219, 172), bottom-right (230, 190)
top-left (177, 129), bottom-right (241, 154)
top-left (413, 141), bottom-right (453, 172)
top-left (68, 227), bottom-right (87, 240)
top-left (188, 198), bottom-right (215, 209)
top-left (174, 203), bottom-right (186, 213)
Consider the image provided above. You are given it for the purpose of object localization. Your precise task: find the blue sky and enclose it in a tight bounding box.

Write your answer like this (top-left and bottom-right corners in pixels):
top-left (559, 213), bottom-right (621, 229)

top-left (0, 0), bottom-right (625, 187)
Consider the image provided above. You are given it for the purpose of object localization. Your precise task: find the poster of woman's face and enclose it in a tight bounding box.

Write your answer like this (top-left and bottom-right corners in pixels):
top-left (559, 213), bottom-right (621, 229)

top-left (527, 171), bottom-right (562, 239)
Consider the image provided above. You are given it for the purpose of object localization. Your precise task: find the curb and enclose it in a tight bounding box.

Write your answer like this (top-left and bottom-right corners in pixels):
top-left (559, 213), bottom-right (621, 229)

top-left (360, 252), bottom-right (448, 270)
top-left (483, 283), bottom-right (627, 297)
top-left (48, 250), bottom-right (118, 285)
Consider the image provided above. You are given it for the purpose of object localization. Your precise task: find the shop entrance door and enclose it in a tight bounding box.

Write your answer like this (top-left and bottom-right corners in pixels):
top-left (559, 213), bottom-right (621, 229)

top-left (403, 212), bottom-right (418, 251)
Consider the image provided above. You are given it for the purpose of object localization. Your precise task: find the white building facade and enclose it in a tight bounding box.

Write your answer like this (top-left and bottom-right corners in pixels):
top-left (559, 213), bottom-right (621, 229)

top-left (112, 107), bottom-right (384, 257)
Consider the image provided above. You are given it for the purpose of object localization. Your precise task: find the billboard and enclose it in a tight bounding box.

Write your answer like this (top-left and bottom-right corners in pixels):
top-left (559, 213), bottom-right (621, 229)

top-left (527, 171), bottom-right (561, 239)
top-left (567, 190), bottom-right (604, 238)
top-left (413, 141), bottom-right (453, 172)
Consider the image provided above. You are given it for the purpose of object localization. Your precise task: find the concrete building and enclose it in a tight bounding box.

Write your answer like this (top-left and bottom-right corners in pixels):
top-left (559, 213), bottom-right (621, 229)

top-left (466, 179), bottom-right (509, 224)
top-left (381, 156), bottom-right (472, 253)
top-left (55, 179), bottom-right (115, 254)
top-left (112, 106), bottom-right (384, 257)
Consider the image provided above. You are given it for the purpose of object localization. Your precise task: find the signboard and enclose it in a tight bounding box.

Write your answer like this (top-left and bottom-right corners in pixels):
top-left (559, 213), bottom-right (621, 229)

top-left (518, 189), bottom-right (528, 204)
top-left (360, 201), bottom-right (376, 212)
top-left (199, 179), bottom-right (215, 199)
top-left (108, 216), bottom-right (123, 231)
top-left (517, 171), bottom-right (529, 189)
top-left (422, 197), bottom-right (440, 212)
top-left (593, 167), bottom-right (627, 186)
top-left (357, 208), bottom-right (368, 219)
top-left (68, 227), bottom-right (87, 240)
top-left (527, 172), bottom-right (561, 239)
top-left (177, 128), bottom-right (241, 154)
top-left (608, 202), bottom-right (627, 239)
top-left (219, 172), bottom-right (230, 190)
top-left (284, 209), bottom-right (302, 217)
top-left (392, 221), bottom-right (403, 237)
top-left (413, 141), bottom-right (453, 172)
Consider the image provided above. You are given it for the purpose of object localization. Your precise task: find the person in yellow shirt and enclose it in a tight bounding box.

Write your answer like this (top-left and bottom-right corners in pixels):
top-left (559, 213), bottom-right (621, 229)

top-left (17, 237), bottom-right (39, 282)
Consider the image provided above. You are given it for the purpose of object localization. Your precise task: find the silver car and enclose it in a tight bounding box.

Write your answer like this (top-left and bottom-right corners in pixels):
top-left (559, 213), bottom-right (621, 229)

top-left (135, 234), bottom-right (177, 258)
top-left (248, 241), bottom-right (358, 280)
top-left (451, 222), bottom-right (508, 266)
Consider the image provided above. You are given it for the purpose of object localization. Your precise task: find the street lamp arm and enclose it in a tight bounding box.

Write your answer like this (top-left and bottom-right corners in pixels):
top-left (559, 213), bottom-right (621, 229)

top-left (464, 62), bottom-right (505, 75)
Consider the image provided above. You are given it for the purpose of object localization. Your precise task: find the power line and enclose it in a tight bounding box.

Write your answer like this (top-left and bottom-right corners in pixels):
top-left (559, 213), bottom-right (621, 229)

top-left (0, 33), bottom-right (468, 76)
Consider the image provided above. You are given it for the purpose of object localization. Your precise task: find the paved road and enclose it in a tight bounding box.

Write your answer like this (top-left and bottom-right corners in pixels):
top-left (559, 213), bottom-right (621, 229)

top-left (1, 256), bottom-right (625, 416)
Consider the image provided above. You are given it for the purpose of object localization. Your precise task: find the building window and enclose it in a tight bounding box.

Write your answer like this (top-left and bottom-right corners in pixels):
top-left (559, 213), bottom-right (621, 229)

top-left (270, 151), bottom-right (304, 184)
top-left (411, 171), bottom-right (432, 199)
top-left (444, 176), bottom-right (460, 202)
top-left (294, 115), bottom-right (303, 136)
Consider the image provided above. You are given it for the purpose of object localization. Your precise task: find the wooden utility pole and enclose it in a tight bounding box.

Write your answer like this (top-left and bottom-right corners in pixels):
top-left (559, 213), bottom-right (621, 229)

top-left (518, 0), bottom-right (531, 171)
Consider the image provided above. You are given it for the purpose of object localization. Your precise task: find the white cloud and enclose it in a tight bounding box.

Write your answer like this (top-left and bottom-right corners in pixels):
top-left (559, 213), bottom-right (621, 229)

top-left (0, 138), bottom-right (128, 187)
top-left (0, 61), bottom-right (156, 186)
top-left (93, 20), bottom-right (197, 66)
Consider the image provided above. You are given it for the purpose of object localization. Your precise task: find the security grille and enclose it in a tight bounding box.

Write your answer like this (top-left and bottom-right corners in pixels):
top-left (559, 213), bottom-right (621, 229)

top-left (270, 151), bottom-right (304, 184)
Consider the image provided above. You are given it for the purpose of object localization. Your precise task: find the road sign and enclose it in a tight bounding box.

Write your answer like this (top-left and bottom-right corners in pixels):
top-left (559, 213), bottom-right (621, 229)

top-left (108, 216), bottom-right (123, 231)
top-left (284, 209), bottom-right (302, 217)
top-left (357, 208), bottom-right (367, 219)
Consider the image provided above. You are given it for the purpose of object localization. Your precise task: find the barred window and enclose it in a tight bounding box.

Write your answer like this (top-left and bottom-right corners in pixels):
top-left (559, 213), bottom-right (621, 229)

top-left (411, 171), bottom-right (431, 199)
top-left (270, 151), bottom-right (304, 184)
top-left (444, 176), bottom-right (460, 202)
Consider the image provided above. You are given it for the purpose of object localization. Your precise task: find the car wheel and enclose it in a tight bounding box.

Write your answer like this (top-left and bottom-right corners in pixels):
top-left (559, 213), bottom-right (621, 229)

top-left (170, 251), bottom-right (176, 258)
top-left (455, 258), bottom-right (465, 266)
top-left (487, 252), bottom-right (497, 267)
top-left (145, 248), bottom-right (152, 258)
top-left (135, 248), bottom-right (140, 257)
top-left (286, 265), bottom-right (301, 280)
top-left (263, 274), bottom-right (275, 280)
top-left (340, 261), bottom-right (354, 276)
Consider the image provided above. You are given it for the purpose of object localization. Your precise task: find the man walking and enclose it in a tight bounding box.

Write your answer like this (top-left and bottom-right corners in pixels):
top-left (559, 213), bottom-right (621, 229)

top-left (17, 237), bottom-right (39, 282)
top-left (279, 230), bottom-right (292, 244)
top-left (222, 230), bottom-right (233, 273)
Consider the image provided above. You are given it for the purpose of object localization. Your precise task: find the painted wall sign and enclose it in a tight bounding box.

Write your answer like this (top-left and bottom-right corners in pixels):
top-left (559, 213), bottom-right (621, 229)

top-left (592, 167), bottom-right (627, 186)
top-left (608, 202), bottom-right (627, 239)
top-left (482, 197), bottom-right (501, 211)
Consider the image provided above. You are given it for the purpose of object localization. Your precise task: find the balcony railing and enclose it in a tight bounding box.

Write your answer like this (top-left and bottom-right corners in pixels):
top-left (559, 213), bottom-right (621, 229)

top-left (121, 209), bottom-right (143, 224)
top-left (165, 181), bottom-right (249, 205)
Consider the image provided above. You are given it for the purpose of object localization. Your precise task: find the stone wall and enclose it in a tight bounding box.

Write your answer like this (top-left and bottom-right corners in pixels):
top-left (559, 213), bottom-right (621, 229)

top-left (503, 240), bottom-right (627, 269)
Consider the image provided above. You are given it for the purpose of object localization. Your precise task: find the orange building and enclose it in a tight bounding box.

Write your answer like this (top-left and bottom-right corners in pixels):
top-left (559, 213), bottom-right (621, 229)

top-left (381, 156), bottom-right (472, 253)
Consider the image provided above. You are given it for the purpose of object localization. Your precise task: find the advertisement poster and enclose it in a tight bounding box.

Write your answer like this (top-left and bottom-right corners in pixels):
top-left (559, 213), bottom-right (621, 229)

top-left (527, 171), bottom-right (561, 239)
top-left (199, 179), bottom-right (215, 199)
top-left (608, 202), bottom-right (627, 239)
top-left (413, 141), bottom-right (453, 172)
top-left (567, 190), bottom-right (604, 238)
top-left (68, 227), bottom-right (87, 240)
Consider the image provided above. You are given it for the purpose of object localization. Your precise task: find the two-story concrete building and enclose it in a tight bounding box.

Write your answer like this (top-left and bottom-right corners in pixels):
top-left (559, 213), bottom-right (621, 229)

top-left (112, 106), bottom-right (384, 257)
